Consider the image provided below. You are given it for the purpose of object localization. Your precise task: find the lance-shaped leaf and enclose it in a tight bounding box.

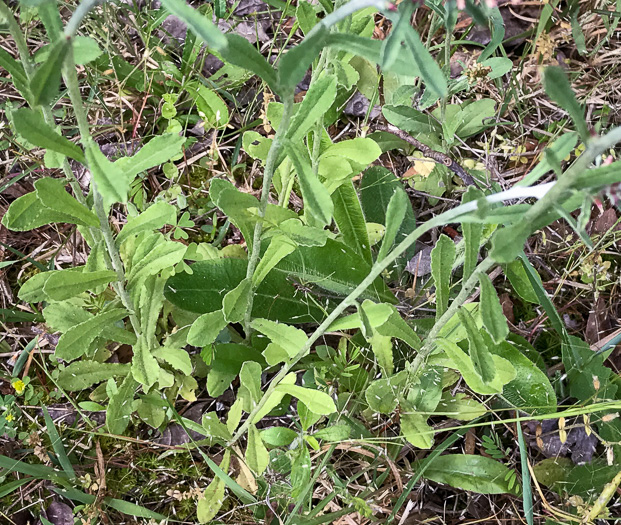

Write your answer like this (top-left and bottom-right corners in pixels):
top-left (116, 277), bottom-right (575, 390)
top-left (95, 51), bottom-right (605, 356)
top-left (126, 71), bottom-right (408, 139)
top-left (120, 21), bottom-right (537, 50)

top-left (159, 0), bottom-right (227, 50)
top-left (285, 140), bottom-right (333, 227)
top-left (55, 308), bottom-right (128, 361)
top-left (479, 273), bottom-right (509, 344)
top-left (274, 384), bottom-right (336, 415)
top-left (220, 34), bottom-right (279, 93)
top-left (332, 181), bottom-right (372, 264)
top-left (0, 47), bottom-right (31, 101)
top-left (187, 310), bottom-right (228, 347)
top-left (403, 25), bottom-right (447, 98)
top-left (377, 188), bottom-right (408, 262)
top-left (431, 234), bottom-right (455, 320)
top-left (12, 108), bottom-right (85, 162)
top-left (543, 66), bottom-right (589, 143)
top-left (131, 338), bottom-right (161, 389)
top-left (458, 307), bottom-right (497, 384)
top-left (222, 277), bottom-right (251, 323)
top-left (35, 178), bottom-right (99, 227)
top-left (251, 318), bottom-right (308, 359)
top-left (85, 141), bottom-right (130, 210)
top-left (30, 38), bottom-right (69, 106)
top-left (253, 235), bottom-right (297, 287)
top-left (461, 187), bottom-right (484, 281)
top-left (197, 450), bottom-right (230, 523)
top-left (3, 192), bottom-right (81, 232)
top-left (116, 202), bottom-right (177, 246)
top-left (287, 72), bottom-right (337, 143)
top-left (57, 361), bottom-right (130, 391)
top-left (278, 24), bottom-right (328, 91)
top-left (43, 268), bottom-right (117, 301)
top-left (114, 134), bottom-right (186, 182)
top-left (246, 424), bottom-right (269, 475)
top-left (106, 375), bottom-right (138, 435)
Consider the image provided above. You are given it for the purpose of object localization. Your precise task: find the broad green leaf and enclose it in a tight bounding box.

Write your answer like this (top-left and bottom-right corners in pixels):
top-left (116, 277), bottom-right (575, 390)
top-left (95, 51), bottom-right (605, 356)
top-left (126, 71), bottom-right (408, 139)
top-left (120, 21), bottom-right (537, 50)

top-left (287, 73), bottom-right (337, 143)
top-left (436, 392), bottom-right (486, 420)
top-left (43, 268), bottom-right (117, 301)
top-left (431, 235), bottom-right (455, 320)
top-left (12, 108), bottom-right (85, 162)
top-left (200, 412), bottom-right (232, 441)
top-left (365, 369), bottom-right (409, 413)
top-left (479, 274), bottom-right (509, 344)
top-left (401, 412), bottom-right (433, 449)
top-left (319, 138), bottom-right (382, 174)
top-left (403, 25), bottom-right (447, 97)
top-left (222, 278), bottom-right (251, 323)
top-left (274, 384), bottom-right (336, 415)
top-left (377, 188), bottom-right (407, 262)
top-left (18, 270), bottom-right (55, 302)
top-left (185, 82), bottom-right (229, 128)
top-left (246, 424), bottom-right (269, 475)
top-left (285, 141), bottom-right (333, 226)
top-left (127, 241), bottom-right (186, 286)
top-left (458, 307), bottom-right (497, 384)
top-left (57, 361), bottom-right (130, 391)
top-left (431, 99), bottom-right (497, 141)
top-left (461, 187), bottom-right (483, 281)
top-left (0, 48), bottom-right (31, 100)
top-left (117, 202), bottom-right (177, 245)
top-left (187, 310), bottom-right (227, 347)
top-left (491, 341), bottom-right (557, 415)
top-left (278, 219), bottom-right (330, 247)
top-left (114, 134), bottom-right (186, 182)
top-left (435, 338), bottom-right (515, 395)
top-left (165, 257), bottom-right (327, 324)
top-left (221, 34), bottom-right (279, 93)
top-left (238, 361), bottom-right (262, 411)
top-left (421, 454), bottom-right (518, 494)
top-left (253, 235), bottom-right (297, 287)
top-left (72, 36), bottom-right (103, 64)
top-left (278, 24), bottom-right (328, 90)
top-left (35, 178), bottom-right (99, 227)
top-left (106, 375), bottom-right (138, 435)
top-left (208, 344), bottom-right (264, 398)
top-left (332, 182), bottom-right (372, 264)
top-left (382, 105), bottom-right (442, 149)
top-left (152, 346), bottom-right (192, 375)
top-left (131, 339), bottom-right (161, 389)
top-left (159, 0), bottom-right (228, 50)
top-left (55, 308), bottom-right (128, 361)
top-left (296, 1), bottom-right (318, 35)
top-left (197, 450), bottom-right (230, 523)
top-left (543, 66), bottom-right (589, 143)
top-left (503, 260), bottom-right (538, 303)
top-left (312, 423), bottom-right (351, 441)
top-left (2, 192), bottom-right (84, 232)
top-left (261, 426), bottom-right (298, 447)
top-left (85, 141), bottom-right (130, 209)
top-left (252, 372), bottom-right (296, 423)
top-left (137, 394), bottom-right (166, 428)
top-left (30, 38), bottom-right (69, 106)
top-left (406, 365), bottom-right (442, 413)
top-left (250, 318), bottom-right (308, 358)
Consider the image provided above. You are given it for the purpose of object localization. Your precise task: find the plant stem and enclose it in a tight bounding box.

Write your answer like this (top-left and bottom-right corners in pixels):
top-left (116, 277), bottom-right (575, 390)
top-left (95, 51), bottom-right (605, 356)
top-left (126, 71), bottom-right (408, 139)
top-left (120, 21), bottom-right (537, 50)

top-left (243, 94), bottom-right (295, 334)
top-left (0, 0), bottom-right (33, 76)
top-left (64, 0), bottom-right (105, 38)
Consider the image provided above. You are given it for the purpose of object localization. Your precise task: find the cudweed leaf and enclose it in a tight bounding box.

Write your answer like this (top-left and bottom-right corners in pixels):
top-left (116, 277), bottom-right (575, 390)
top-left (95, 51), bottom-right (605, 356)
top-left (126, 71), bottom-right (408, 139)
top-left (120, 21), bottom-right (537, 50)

top-left (291, 443), bottom-right (311, 498)
top-left (57, 362), bottom-right (130, 391)
top-left (197, 450), bottom-right (230, 523)
top-left (479, 273), bottom-right (509, 344)
top-left (250, 319), bottom-right (308, 359)
top-left (253, 235), bottom-right (297, 287)
top-left (458, 307), bottom-right (497, 384)
top-left (222, 278), bottom-right (252, 323)
top-left (107, 375), bottom-right (138, 435)
top-left (246, 424), bottom-right (269, 475)
top-left (43, 268), bottom-right (117, 301)
top-left (431, 234), bottom-right (456, 320)
top-left (188, 310), bottom-right (228, 347)
top-left (274, 384), bottom-right (336, 415)
top-left (131, 338), bottom-right (161, 390)
top-left (34, 178), bottom-right (99, 227)
top-left (543, 66), bottom-right (589, 143)
top-left (401, 412), bottom-right (434, 449)
top-left (85, 141), bottom-right (130, 210)
top-left (30, 38), bottom-right (69, 106)
top-left (377, 188), bottom-right (408, 262)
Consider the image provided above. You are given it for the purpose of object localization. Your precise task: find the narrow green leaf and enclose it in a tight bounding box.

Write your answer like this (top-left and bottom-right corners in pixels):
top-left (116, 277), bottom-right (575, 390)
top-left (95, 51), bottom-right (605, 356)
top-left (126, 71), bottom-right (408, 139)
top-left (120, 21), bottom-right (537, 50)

top-left (502, 260), bottom-right (538, 303)
top-left (12, 108), bottom-right (85, 162)
top-left (187, 310), bottom-right (228, 347)
top-left (462, 187), bottom-right (483, 281)
top-left (197, 450), bottom-right (230, 523)
top-left (116, 202), bottom-right (177, 245)
top-left (332, 181), bottom-right (372, 264)
top-left (220, 34), bottom-right (279, 93)
top-left (403, 25), bottom-right (447, 97)
top-left (543, 66), bottom-right (589, 143)
top-left (296, 1), bottom-right (318, 35)
top-left (131, 338), bottom-right (161, 389)
top-left (55, 308), bottom-right (128, 361)
top-left (35, 178), bottom-right (99, 227)
top-left (420, 454), bottom-right (518, 495)
top-left (479, 274), bottom-right (509, 344)
top-left (57, 361), bottom-right (130, 391)
top-left (377, 188), bottom-right (408, 262)
top-left (253, 235), bottom-right (297, 287)
top-left (0, 48), bottom-right (30, 99)
top-left (285, 140), bottom-right (334, 226)
top-left (457, 307), bottom-right (497, 384)
top-left (287, 73), bottom-right (337, 143)
top-left (278, 24), bottom-right (328, 91)
top-left (430, 235), bottom-right (455, 320)
top-left (239, 361), bottom-right (262, 411)
top-left (114, 134), bottom-right (185, 182)
top-left (2, 192), bottom-right (81, 232)
top-left (85, 141), bottom-right (130, 209)
top-left (43, 268), bottom-right (116, 301)
top-left (274, 384), bottom-right (336, 415)
top-left (127, 241), bottom-right (186, 286)
top-left (30, 38), bottom-right (69, 106)
top-left (251, 318), bottom-right (308, 358)
top-left (105, 498), bottom-right (166, 519)
top-left (222, 277), bottom-right (252, 323)
top-left (159, 0), bottom-right (227, 50)
top-left (479, 8), bottom-right (505, 61)
top-left (246, 424), bottom-right (269, 475)
top-left (401, 412), bottom-right (434, 449)
top-left (106, 375), bottom-right (138, 435)
top-left (42, 406), bottom-right (76, 480)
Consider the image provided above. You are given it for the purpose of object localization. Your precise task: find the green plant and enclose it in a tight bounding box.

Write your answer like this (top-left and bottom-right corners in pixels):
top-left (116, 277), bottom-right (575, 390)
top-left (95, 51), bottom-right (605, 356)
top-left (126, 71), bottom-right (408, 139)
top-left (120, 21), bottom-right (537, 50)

top-left (2, 0), bottom-right (621, 522)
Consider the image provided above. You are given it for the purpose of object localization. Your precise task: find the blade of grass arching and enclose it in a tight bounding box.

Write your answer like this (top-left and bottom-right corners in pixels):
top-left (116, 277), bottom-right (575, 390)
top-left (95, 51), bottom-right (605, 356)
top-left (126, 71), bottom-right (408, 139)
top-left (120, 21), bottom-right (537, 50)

top-left (165, 401), bottom-right (257, 504)
top-left (105, 498), bottom-right (167, 519)
top-left (51, 485), bottom-right (96, 504)
top-left (13, 337), bottom-right (38, 377)
top-left (0, 478), bottom-right (30, 498)
top-left (0, 241), bottom-right (47, 271)
top-left (42, 406), bottom-right (76, 480)
top-left (387, 424), bottom-right (471, 523)
top-left (289, 508), bottom-right (353, 525)
top-left (516, 418), bottom-right (534, 525)
top-left (0, 454), bottom-right (65, 482)
top-left (0, 165), bottom-right (37, 194)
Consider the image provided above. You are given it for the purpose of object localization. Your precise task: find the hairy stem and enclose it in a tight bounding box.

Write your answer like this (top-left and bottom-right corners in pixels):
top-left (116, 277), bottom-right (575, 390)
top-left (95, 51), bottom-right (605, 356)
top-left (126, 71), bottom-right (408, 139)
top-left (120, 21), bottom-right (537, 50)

top-left (244, 94), bottom-right (295, 333)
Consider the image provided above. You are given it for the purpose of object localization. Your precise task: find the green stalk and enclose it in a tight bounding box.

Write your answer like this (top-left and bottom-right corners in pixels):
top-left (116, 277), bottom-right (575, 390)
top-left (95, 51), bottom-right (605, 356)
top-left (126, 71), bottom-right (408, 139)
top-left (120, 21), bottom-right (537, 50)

top-left (0, 0), bottom-right (33, 77)
top-left (243, 94), bottom-right (295, 333)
